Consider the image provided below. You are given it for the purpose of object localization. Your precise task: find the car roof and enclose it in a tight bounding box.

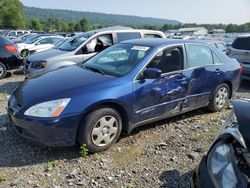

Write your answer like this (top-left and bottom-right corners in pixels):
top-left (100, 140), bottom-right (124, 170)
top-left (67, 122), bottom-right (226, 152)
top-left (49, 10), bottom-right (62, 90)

top-left (120, 38), bottom-right (213, 48)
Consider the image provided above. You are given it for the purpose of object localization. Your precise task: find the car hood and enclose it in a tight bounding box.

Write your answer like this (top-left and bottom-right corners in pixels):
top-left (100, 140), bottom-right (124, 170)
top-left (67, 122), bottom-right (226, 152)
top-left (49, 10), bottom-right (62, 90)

top-left (27, 48), bottom-right (67, 62)
top-left (13, 65), bottom-right (114, 108)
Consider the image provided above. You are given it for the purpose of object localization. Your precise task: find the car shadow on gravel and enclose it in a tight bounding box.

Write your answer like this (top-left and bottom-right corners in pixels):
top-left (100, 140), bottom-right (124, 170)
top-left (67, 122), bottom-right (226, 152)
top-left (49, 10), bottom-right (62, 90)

top-left (0, 81), bottom-right (22, 95)
top-left (128, 108), bottom-right (209, 137)
top-left (237, 81), bottom-right (250, 93)
top-left (0, 120), bottom-right (80, 168)
top-left (159, 169), bottom-right (193, 188)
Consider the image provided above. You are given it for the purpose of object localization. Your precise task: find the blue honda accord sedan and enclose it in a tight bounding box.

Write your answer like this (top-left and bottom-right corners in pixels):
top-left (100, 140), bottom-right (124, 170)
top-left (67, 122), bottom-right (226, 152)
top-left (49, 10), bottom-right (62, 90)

top-left (8, 39), bottom-right (241, 152)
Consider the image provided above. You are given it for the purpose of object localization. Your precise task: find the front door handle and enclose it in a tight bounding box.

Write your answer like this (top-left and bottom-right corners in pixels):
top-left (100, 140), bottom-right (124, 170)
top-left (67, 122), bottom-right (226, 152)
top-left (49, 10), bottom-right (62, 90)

top-left (215, 68), bottom-right (222, 75)
top-left (175, 77), bottom-right (187, 82)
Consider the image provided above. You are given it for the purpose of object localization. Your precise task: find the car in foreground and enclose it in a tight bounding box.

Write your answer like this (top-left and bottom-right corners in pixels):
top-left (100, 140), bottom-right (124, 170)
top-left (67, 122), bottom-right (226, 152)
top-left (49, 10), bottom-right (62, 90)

top-left (17, 35), bottom-right (64, 57)
top-left (23, 27), bottom-right (166, 78)
top-left (227, 36), bottom-right (250, 80)
top-left (8, 39), bottom-right (241, 152)
top-left (0, 35), bottom-right (22, 79)
top-left (191, 99), bottom-right (250, 188)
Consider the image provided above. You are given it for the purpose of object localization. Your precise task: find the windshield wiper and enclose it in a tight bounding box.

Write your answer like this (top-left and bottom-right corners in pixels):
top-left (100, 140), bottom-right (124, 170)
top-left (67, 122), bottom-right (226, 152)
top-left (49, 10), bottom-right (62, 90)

top-left (84, 65), bottom-right (105, 75)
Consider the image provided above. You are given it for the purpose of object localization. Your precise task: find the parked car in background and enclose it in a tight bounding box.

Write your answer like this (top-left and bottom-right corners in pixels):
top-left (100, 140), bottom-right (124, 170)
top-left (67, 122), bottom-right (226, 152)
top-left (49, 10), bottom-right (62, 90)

top-left (191, 99), bottom-right (250, 188)
top-left (3, 30), bottom-right (31, 40)
top-left (227, 36), bottom-right (250, 80)
top-left (12, 33), bottom-right (38, 43)
top-left (28, 37), bottom-right (67, 55)
top-left (23, 27), bottom-right (166, 78)
top-left (0, 35), bottom-right (22, 79)
top-left (17, 35), bottom-right (64, 57)
top-left (205, 41), bottom-right (228, 53)
top-left (8, 39), bottom-right (241, 152)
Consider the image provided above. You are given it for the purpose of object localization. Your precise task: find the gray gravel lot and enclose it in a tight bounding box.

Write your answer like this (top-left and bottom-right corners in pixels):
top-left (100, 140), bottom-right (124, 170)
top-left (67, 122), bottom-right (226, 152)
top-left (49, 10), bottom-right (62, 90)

top-left (0, 72), bottom-right (249, 188)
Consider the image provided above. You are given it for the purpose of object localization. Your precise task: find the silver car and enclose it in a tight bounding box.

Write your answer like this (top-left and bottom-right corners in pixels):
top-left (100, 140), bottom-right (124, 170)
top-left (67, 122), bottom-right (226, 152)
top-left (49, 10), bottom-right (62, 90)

top-left (227, 36), bottom-right (250, 80)
top-left (24, 27), bottom-right (166, 78)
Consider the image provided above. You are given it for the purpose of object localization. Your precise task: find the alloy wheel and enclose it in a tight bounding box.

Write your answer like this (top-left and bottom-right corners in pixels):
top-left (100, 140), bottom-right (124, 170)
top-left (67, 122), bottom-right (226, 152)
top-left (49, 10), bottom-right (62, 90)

top-left (91, 115), bottom-right (119, 147)
top-left (215, 87), bottom-right (228, 109)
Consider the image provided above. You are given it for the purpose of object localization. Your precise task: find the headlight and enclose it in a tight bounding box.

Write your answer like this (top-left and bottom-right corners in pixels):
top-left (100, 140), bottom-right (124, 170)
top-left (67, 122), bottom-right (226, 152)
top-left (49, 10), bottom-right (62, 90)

top-left (207, 142), bottom-right (247, 188)
top-left (24, 98), bottom-right (71, 118)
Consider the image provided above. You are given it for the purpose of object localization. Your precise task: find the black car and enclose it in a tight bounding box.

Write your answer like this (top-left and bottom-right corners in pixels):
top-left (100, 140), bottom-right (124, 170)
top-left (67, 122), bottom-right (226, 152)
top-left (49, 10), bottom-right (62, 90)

top-left (0, 35), bottom-right (22, 79)
top-left (192, 99), bottom-right (250, 188)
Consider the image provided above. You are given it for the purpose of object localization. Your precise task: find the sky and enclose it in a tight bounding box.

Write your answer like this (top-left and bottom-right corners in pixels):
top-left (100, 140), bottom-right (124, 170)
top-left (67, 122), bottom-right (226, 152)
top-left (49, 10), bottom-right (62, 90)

top-left (20, 0), bottom-right (250, 24)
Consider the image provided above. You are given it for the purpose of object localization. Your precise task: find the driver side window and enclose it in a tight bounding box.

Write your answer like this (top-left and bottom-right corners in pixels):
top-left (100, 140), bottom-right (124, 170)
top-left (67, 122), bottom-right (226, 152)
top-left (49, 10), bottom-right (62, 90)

top-left (84, 34), bottom-right (113, 54)
top-left (147, 46), bottom-right (184, 74)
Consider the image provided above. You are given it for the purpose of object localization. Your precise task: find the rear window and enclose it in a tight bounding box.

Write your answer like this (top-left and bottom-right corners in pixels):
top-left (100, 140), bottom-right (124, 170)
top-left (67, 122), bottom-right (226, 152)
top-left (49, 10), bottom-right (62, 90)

top-left (116, 32), bottom-right (141, 42)
top-left (232, 37), bottom-right (250, 50)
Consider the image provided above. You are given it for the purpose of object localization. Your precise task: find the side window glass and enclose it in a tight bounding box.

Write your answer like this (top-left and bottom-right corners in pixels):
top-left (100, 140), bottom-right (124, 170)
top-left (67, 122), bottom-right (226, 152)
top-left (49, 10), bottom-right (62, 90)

top-left (216, 43), bottom-right (227, 52)
top-left (186, 44), bottom-right (213, 68)
top-left (117, 32), bottom-right (141, 42)
top-left (144, 34), bottom-right (162, 38)
top-left (213, 52), bottom-right (222, 65)
top-left (52, 38), bottom-right (61, 44)
top-left (84, 34), bottom-right (113, 54)
top-left (38, 38), bottom-right (51, 45)
top-left (147, 47), bottom-right (183, 74)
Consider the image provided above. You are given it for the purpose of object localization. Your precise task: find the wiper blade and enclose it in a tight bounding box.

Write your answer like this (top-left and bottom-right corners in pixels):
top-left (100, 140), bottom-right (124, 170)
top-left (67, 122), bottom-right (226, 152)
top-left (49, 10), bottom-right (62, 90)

top-left (84, 65), bottom-right (105, 75)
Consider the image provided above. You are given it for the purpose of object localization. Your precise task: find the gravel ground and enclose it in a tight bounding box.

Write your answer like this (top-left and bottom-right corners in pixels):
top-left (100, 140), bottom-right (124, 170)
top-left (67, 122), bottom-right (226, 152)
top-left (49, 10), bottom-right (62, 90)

top-left (0, 71), bottom-right (249, 188)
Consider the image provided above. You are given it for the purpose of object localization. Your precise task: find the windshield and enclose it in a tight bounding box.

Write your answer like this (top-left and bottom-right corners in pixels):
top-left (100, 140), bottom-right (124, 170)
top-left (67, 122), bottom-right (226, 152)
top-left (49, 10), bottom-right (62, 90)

top-left (83, 43), bottom-right (151, 77)
top-left (59, 33), bottom-right (92, 51)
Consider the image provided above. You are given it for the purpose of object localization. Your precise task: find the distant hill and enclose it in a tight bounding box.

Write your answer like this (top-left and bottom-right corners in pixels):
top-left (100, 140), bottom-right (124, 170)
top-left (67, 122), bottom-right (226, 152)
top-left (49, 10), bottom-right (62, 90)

top-left (24, 6), bottom-right (181, 26)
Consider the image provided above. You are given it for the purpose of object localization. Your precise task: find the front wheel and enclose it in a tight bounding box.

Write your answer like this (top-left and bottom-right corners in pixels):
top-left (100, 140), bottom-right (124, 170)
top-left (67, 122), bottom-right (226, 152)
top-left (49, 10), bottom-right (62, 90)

top-left (208, 84), bottom-right (230, 112)
top-left (0, 62), bottom-right (7, 79)
top-left (77, 107), bottom-right (122, 153)
top-left (21, 49), bottom-right (29, 58)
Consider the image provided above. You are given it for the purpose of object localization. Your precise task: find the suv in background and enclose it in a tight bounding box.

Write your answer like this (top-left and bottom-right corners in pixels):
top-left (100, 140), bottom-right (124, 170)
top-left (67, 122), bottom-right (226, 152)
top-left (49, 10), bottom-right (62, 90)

top-left (227, 36), bottom-right (250, 80)
top-left (23, 27), bottom-right (166, 78)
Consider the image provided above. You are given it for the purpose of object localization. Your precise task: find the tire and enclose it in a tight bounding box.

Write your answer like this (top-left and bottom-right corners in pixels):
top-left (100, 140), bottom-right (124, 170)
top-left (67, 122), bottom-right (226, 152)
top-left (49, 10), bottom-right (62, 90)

top-left (21, 49), bottom-right (29, 58)
top-left (0, 62), bottom-right (7, 79)
top-left (77, 107), bottom-right (122, 153)
top-left (208, 84), bottom-right (230, 112)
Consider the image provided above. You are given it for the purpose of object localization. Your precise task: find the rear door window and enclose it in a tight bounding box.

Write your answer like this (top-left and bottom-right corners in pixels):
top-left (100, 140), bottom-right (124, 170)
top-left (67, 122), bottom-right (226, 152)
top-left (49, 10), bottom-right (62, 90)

top-left (116, 32), bottom-right (141, 42)
top-left (186, 44), bottom-right (214, 68)
top-left (232, 37), bottom-right (250, 50)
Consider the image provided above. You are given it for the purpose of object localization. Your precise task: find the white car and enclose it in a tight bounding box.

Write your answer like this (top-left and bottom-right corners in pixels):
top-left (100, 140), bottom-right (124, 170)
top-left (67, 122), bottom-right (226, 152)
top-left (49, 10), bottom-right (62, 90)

top-left (17, 35), bottom-right (64, 57)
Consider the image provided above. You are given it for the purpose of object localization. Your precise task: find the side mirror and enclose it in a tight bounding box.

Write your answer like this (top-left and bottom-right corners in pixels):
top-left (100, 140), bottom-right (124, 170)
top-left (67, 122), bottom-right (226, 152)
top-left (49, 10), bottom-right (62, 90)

top-left (143, 68), bottom-right (162, 79)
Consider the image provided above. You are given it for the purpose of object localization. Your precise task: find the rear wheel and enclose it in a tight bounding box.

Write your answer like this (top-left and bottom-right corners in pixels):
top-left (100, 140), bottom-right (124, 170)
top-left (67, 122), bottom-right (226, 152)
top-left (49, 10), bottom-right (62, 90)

top-left (0, 62), bottom-right (7, 79)
top-left (208, 84), bottom-right (230, 112)
top-left (77, 107), bottom-right (122, 153)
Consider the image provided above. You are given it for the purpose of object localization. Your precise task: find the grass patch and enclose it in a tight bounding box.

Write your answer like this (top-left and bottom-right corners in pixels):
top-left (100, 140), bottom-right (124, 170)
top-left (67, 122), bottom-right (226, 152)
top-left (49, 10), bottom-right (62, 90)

top-left (0, 173), bottom-right (6, 182)
top-left (47, 161), bottom-right (59, 168)
top-left (191, 126), bottom-right (219, 142)
top-left (80, 144), bottom-right (89, 158)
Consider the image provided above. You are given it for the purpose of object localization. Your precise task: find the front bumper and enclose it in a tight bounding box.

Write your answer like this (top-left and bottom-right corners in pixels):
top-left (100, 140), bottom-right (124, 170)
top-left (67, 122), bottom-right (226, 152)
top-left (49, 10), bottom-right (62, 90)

top-left (8, 107), bottom-right (80, 147)
top-left (191, 156), bottom-right (215, 188)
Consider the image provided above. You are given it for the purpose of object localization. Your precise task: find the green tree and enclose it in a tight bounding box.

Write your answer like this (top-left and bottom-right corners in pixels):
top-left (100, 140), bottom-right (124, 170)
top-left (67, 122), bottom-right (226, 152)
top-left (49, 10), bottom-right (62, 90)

top-left (30, 18), bottom-right (42, 30)
top-left (79, 17), bottom-right (90, 32)
top-left (0, 0), bottom-right (25, 29)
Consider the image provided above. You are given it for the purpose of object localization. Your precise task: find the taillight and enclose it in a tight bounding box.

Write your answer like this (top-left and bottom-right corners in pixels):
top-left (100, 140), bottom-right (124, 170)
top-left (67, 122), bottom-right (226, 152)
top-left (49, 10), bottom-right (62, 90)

top-left (225, 49), bottom-right (231, 56)
top-left (239, 66), bottom-right (243, 73)
top-left (4, 45), bottom-right (17, 53)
